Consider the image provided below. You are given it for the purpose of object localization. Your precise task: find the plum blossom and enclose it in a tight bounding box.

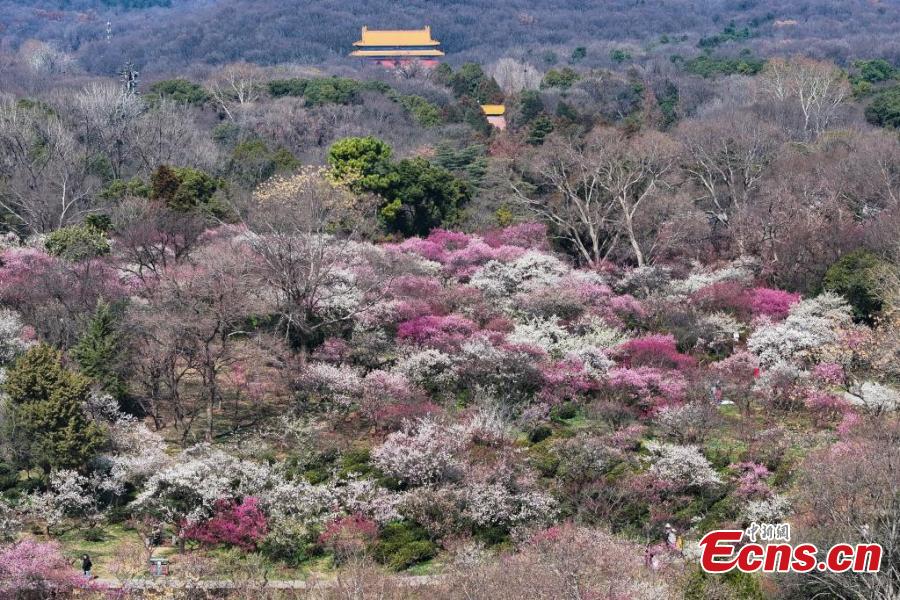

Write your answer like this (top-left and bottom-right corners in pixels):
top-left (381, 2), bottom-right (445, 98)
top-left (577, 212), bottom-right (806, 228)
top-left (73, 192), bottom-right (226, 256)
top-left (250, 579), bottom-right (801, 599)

top-left (0, 308), bottom-right (31, 366)
top-left (372, 418), bottom-right (465, 486)
top-left (396, 314), bottom-right (478, 351)
top-left (644, 441), bottom-right (723, 489)
top-left (613, 334), bottom-right (696, 370)
top-left (843, 381), bottom-right (900, 414)
top-left (131, 445), bottom-right (273, 525)
top-left (470, 251), bottom-right (569, 298)
top-left (463, 482), bottom-right (557, 527)
top-left (748, 293), bottom-right (854, 366)
top-left (295, 363), bottom-right (363, 409)
top-left (23, 470), bottom-right (99, 532)
top-left (0, 497), bottom-right (19, 543)
top-left (669, 257), bottom-right (757, 295)
top-left (748, 287), bottom-right (800, 319)
top-left (0, 539), bottom-right (85, 597)
top-left (395, 347), bottom-right (459, 392)
top-left (742, 494), bottom-right (791, 523)
top-left (607, 367), bottom-right (688, 413)
top-left (506, 315), bottom-right (570, 358)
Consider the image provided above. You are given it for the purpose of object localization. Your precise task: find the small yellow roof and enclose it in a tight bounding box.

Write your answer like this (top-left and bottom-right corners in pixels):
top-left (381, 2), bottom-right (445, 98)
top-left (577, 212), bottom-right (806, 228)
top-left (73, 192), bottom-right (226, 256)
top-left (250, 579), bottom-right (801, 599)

top-left (353, 26), bottom-right (441, 47)
top-left (481, 104), bottom-right (506, 116)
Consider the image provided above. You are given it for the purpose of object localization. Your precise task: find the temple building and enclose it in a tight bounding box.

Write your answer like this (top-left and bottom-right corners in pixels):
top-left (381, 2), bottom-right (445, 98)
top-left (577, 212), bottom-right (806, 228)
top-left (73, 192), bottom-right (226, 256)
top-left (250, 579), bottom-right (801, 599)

top-left (350, 26), bottom-right (444, 68)
top-left (481, 104), bottom-right (507, 130)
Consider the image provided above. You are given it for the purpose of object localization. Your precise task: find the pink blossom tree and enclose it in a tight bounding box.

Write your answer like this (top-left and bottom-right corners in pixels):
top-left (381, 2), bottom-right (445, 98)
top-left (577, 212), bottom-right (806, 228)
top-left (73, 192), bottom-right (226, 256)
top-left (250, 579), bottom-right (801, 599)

top-left (0, 539), bottom-right (90, 597)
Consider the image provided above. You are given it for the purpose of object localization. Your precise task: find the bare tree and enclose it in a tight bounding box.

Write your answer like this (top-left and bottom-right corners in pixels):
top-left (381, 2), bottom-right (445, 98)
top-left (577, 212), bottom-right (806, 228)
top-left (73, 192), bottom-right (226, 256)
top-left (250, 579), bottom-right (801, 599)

top-left (761, 57), bottom-right (850, 138)
top-left (248, 168), bottom-right (392, 356)
top-left (132, 99), bottom-right (220, 175)
top-left (677, 111), bottom-right (783, 245)
top-left (208, 61), bottom-right (264, 122)
top-left (510, 128), bottom-right (677, 267)
top-left (0, 98), bottom-right (98, 232)
top-left (791, 422), bottom-right (900, 600)
top-left (489, 57), bottom-right (542, 94)
top-left (72, 82), bottom-right (146, 180)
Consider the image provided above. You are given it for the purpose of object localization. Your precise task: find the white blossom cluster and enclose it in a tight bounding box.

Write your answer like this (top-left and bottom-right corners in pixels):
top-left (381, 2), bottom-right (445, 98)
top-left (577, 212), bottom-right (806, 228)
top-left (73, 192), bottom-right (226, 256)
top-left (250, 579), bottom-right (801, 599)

top-left (462, 406), bottom-right (514, 446)
top-left (668, 257), bottom-right (758, 295)
top-left (616, 265), bottom-right (672, 297)
top-left (470, 251), bottom-right (569, 299)
top-left (318, 268), bottom-right (363, 318)
top-left (695, 312), bottom-right (743, 353)
top-left (844, 381), bottom-right (900, 414)
top-left (463, 482), bottom-right (557, 527)
top-left (131, 444), bottom-right (273, 524)
top-left (0, 497), bottom-right (19, 542)
top-left (748, 293), bottom-right (854, 366)
top-left (264, 474), bottom-right (403, 528)
top-left (0, 308), bottom-right (31, 366)
top-left (82, 392), bottom-right (170, 495)
top-left (24, 470), bottom-right (98, 530)
top-left (569, 316), bottom-right (630, 351)
top-left (395, 348), bottom-right (459, 390)
top-left (742, 494), bottom-right (791, 523)
top-left (372, 418), bottom-right (465, 486)
top-left (506, 315), bottom-right (570, 357)
top-left (296, 363), bottom-right (363, 408)
top-left (644, 441), bottom-right (723, 489)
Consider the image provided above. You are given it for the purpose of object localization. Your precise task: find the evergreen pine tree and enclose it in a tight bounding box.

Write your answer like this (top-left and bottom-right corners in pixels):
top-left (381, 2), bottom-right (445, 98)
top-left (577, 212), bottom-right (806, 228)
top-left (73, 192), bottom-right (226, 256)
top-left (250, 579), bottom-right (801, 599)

top-left (3, 344), bottom-right (105, 473)
top-left (72, 301), bottom-right (127, 403)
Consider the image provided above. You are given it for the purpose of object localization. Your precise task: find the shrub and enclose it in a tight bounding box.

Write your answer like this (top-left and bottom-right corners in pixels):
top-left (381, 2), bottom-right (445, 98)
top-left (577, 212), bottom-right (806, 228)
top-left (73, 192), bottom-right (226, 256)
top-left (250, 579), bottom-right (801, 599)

top-left (644, 441), bottom-right (723, 490)
top-left (541, 67), bottom-right (580, 89)
top-left (747, 293), bottom-right (854, 366)
top-left (371, 418), bottom-right (463, 486)
top-left (318, 513), bottom-right (378, 560)
top-left (150, 165), bottom-right (225, 216)
top-left (684, 54), bottom-right (765, 77)
top-left (268, 77), bottom-right (364, 105)
top-left (44, 224), bottom-right (109, 260)
top-left (606, 366), bottom-right (688, 415)
top-left (146, 78), bottom-right (210, 105)
top-left (865, 84), bottom-right (900, 128)
top-left (396, 94), bottom-right (443, 126)
top-left (371, 521), bottom-right (436, 570)
top-left (822, 249), bottom-right (885, 323)
top-left (396, 314), bottom-right (478, 351)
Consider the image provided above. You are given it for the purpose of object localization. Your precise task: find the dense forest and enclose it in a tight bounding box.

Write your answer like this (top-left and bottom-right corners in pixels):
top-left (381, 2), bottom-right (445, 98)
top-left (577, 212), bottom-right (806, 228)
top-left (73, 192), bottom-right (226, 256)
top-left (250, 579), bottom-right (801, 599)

top-left (0, 0), bottom-right (899, 598)
top-left (2, 0), bottom-right (900, 74)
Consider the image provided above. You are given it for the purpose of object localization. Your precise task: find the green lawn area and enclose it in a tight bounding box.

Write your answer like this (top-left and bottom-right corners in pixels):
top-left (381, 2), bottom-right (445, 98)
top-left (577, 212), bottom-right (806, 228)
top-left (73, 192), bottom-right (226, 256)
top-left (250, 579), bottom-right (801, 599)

top-left (57, 523), bottom-right (148, 578)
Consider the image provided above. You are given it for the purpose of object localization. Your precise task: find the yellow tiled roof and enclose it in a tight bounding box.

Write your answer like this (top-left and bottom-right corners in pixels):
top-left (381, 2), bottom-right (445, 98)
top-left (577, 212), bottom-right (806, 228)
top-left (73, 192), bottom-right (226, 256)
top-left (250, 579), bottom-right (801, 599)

top-left (481, 104), bottom-right (506, 116)
top-left (350, 49), bottom-right (445, 57)
top-left (353, 26), bottom-right (441, 47)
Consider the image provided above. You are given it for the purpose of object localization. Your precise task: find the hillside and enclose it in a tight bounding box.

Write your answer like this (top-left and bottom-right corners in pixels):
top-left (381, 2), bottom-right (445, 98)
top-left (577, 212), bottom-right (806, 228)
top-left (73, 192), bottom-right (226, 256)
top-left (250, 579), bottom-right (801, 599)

top-left (2, 0), bottom-right (899, 74)
top-left (1, 1), bottom-right (900, 598)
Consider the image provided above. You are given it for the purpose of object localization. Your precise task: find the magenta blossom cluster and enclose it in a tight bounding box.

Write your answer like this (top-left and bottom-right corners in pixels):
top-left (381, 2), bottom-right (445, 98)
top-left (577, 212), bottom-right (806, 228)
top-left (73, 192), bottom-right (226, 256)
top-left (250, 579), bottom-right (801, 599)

top-left (182, 497), bottom-right (268, 551)
top-left (613, 334), bottom-right (696, 370)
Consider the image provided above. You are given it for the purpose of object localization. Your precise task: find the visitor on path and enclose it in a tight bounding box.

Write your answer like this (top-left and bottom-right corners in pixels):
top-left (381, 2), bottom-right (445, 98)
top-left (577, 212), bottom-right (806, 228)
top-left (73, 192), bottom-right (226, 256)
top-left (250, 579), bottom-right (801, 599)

top-left (81, 554), bottom-right (93, 578)
top-left (664, 523), bottom-right (684, 554)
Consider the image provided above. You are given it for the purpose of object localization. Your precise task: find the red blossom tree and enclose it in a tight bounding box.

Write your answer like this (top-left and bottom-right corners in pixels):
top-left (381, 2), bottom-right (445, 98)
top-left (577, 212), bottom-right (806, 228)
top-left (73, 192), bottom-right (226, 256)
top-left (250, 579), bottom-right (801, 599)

top-left (182, 497), bottom-right (268, 551)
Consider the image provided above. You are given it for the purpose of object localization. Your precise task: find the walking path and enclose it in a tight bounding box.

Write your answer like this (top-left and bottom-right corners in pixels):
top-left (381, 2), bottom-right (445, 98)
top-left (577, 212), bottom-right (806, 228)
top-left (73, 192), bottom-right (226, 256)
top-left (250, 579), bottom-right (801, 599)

top-left (94, 574), bottom-right (440, 590)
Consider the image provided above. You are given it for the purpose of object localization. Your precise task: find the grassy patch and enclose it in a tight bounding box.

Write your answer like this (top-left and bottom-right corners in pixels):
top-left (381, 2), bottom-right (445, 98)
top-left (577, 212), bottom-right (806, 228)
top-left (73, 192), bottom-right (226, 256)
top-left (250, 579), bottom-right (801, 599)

top-left (57, 523), bottom-right (146, 578)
